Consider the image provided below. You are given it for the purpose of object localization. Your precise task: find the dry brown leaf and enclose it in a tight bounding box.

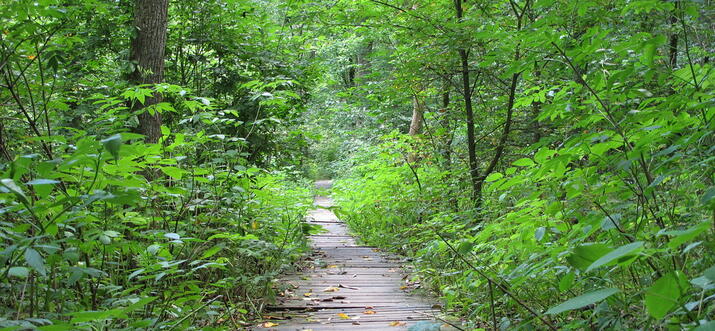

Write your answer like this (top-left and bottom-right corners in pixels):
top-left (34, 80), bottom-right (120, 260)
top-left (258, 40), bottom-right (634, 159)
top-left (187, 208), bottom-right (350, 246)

top-left (261, 321), bottom-right (279, 327)
top-left (322, 286), bottom-right (339, 292)
top-left (388, 321), bottom-right (407, 327)
top-left (363, 310), bottom-right (377, 315)
top-left (400, 285), bottom-right (408, 290)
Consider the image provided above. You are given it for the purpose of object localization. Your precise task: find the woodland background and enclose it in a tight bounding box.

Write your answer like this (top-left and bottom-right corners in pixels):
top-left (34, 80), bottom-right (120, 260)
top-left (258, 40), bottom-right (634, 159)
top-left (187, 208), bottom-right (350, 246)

top-left (0, 0), bottom-right (714, 330)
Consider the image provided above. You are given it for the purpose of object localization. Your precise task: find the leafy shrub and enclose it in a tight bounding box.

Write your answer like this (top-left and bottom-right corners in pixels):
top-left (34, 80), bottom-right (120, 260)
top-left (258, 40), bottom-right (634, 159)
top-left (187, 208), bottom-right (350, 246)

top-left (0, 87), bottom-right (313, 330)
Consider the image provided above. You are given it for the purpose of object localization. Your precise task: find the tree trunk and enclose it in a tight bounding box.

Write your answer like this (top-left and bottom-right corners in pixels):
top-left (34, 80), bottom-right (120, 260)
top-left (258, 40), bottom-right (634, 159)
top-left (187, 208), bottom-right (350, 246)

top-left (408, 95), bottom-right (424, 136)
top-left (668, 0), bottom-right (679, 68)
top-left (129, 0), bottom-right (169, 144)
top-left (455, 0), bottom-right (481, 208)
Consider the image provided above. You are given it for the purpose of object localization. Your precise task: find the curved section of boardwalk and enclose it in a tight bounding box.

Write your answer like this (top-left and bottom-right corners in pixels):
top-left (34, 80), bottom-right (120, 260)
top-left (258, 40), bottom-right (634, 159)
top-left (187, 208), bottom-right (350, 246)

top-left (254, 180), bottom-right (440, 330)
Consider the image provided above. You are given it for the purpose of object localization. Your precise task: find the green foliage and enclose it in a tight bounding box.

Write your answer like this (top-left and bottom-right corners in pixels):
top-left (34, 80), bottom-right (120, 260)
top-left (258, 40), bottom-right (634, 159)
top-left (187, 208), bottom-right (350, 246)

top-left (0, 89), bottom-right (313, 329)
top-left (0, 0), bottom-right (317, 329)
top-left (321, 0), bottom-right (715, 329)
top-left (2, 0), bottom-right (715, 329)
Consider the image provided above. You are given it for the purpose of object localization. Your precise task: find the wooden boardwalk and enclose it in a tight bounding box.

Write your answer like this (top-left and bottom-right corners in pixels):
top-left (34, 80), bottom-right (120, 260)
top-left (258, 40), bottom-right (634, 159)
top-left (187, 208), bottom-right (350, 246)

top-left (253, 180), bottom-right (444, 330)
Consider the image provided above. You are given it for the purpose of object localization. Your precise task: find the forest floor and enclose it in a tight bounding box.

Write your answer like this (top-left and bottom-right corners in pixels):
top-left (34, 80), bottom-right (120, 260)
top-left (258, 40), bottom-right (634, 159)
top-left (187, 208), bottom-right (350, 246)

top-left (253, 180), bottom-right (451, 330)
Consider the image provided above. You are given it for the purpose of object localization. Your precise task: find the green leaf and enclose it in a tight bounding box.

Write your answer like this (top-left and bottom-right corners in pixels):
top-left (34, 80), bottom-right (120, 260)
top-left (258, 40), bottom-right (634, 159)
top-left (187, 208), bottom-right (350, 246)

top-left (160, 166), bottom-right (186, 180)
top-left (8, 266), bottom-right (30, 279)
top-left (457, 241), bottom-right (474, 254)
top-left (485, 172), bottom-right (503, 182)
top-left (512, 158), bottom-right (535, 167)
top-left (661, 221), bottom-right (711, 249)
top-left (26, 179), bottom-right (60, 185)
top-left (101, 134), bottom-right (122, 160)
top-left (69, 309), bottom-right (126, 323)
top-left (692, 321), bottom-right (715, 331)
top-left (1, 178), bottom-right (29, 204)
top-left (24, 248), bottom-right (46, 276)
top-left (558, 272), bottom-right (575, 292)
top-left (566, 243), bottom-right (611, 271)
top-left (702, 187), bottom-right (715, 207)
top-left (704, 265), bottom-right (715, 282)
top-left (585, 241), bottom-right (643, 272)
top-left (546, 288), bottom-right (619, 314)
top-left (645, 271), bottom-right (689, 319)
top-left (99, 235), bottom-right (111, 245)
top-left (201, 244), bottom-right (224, 259)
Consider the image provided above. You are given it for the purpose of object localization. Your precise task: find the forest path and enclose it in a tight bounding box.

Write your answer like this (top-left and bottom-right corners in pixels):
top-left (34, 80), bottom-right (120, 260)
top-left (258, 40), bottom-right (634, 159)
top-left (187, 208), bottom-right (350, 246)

top-left (253, 180), bottom-right (445, 331)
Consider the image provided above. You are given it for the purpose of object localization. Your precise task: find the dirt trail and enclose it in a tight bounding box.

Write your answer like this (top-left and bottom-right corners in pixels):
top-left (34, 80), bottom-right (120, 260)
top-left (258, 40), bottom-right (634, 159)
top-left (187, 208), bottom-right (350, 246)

top-left (254, 180), bottom-right (445, 330)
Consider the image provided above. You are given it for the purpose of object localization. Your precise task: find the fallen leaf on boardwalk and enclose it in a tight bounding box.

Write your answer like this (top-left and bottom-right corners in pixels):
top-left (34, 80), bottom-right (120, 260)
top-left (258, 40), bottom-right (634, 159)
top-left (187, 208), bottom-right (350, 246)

top-left (338, 284), bottom-right (360, 290)
top-left (322, 286), bottom-right (339, 292)
top-left (337, 313), bottom-right (350, 319)
top-left (327, 265), bottom-right (338, 268)
top-left (389, 321), bottom-right (406, 327)
top-left (261, 322), bottom-right (279, 327)
top-left (363, 310), bottom-right (377, 315)
top-left (303, 292), bottom-right (313, 297)
top-left (365, 306), bottom-right (374, 309)
top-left (400, 285), bottom-right (408, 290)
top-left (352, 321), bottom-right (361, 325)
top-left (388, 268), bottom-right (396, 272)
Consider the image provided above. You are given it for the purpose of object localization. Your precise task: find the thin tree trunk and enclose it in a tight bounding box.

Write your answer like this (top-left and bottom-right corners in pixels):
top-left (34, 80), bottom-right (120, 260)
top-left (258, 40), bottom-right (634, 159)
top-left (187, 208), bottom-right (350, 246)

top-left (129, 0), bottom-right (169, 144)
top-left (668, 0), bottom-right (679, 68)
top-left (455, 0), bottom-right (481, 207)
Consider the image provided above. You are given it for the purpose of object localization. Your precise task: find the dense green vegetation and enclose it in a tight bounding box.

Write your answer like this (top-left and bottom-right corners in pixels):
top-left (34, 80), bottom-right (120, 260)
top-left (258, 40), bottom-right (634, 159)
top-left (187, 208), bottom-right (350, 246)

top-left (1, 0), bottom-right (714, 330)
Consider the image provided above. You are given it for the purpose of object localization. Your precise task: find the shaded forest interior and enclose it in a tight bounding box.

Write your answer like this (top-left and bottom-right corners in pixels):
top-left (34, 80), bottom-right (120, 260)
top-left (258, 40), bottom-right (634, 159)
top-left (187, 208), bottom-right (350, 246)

top-left (0, 0), bottom-right (714, 330)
